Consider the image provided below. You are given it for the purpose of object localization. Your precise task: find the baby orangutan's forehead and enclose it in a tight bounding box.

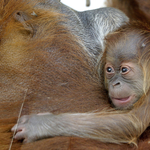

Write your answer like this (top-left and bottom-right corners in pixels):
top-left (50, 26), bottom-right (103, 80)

top-left (106, 47), bottom-right (138, 67)
top-left (106, 33), bottom-right (141, 65)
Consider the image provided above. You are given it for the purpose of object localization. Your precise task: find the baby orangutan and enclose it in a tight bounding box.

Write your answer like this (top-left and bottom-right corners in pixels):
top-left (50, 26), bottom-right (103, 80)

top-left (12, 22), bottom-right (150, 145)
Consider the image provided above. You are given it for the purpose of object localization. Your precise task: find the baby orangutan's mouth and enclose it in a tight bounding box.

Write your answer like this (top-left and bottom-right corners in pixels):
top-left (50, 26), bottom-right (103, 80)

top-left (111, 95), bottom-right (134, 106)
top-left (113, 97), bottom-right (130, 101)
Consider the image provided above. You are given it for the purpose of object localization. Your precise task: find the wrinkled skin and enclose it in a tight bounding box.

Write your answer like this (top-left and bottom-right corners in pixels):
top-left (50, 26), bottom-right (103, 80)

top-left (105, 57), bottom-right (144, 109)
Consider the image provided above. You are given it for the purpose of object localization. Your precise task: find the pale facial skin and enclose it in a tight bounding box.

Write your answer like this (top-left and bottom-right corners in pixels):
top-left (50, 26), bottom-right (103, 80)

top-left (105, 61), bottom-right (144, 109)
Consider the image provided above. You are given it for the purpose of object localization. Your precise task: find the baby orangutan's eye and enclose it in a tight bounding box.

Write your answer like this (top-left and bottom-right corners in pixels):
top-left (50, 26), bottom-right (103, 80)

top-left (107, 67), bottom-right (113, 73)
top-left (120, 66), bottom-right (130, 75)
top-left (105, 64), bottom-right (115, 79)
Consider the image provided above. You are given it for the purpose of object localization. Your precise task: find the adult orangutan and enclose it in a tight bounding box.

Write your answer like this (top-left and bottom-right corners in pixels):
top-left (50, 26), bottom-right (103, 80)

top-left (0, 0), bottom-right (130, 149)
top-left (1, 0), bottom-right (150, 150)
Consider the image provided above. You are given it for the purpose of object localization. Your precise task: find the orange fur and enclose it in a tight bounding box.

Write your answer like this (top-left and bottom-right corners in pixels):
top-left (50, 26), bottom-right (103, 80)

top-left (0, 0), bottom-right (107, 149)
